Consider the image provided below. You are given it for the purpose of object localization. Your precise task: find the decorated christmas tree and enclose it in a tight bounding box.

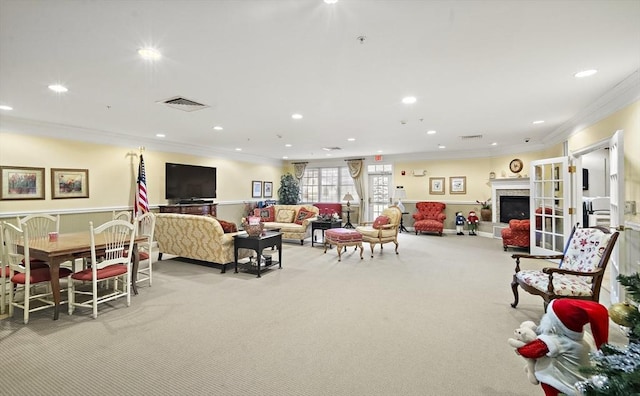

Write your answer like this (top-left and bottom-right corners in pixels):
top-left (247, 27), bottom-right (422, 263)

top-left (576, 273), bottom-right (640, 395)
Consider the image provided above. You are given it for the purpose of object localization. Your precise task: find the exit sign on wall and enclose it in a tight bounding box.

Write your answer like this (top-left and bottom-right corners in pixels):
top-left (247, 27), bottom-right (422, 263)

top-left (374, 155), bottom-right (383, 161)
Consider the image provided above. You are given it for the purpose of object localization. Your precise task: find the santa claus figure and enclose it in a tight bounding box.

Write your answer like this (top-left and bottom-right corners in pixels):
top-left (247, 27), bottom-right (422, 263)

top-left (515, 299), bottom-right (609, 396)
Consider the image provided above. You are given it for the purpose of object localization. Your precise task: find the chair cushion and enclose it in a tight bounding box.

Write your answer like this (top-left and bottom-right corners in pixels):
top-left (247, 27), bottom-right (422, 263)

top-left (276, 209), bottom-right (296, 223)
top-left (11, 267), bottom-right (72, 284)
top-left (516, 270), bottom-right (593, 297)
top-left (295, 207), bottom-right (316, 225)
top-left (71, 264), bottom-right (128, 281)
top-left (255, 206), bottom-right (275, 222)
top-left (561, 228), bottom-right (611, 273)
top-left (325, 228), bottom-right (362, 243)
top-left (373, 215), bottom-right (390, 229)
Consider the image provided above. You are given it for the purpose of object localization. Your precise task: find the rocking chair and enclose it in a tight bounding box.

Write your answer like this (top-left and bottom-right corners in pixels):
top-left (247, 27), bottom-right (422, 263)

top-left (510, 225), bottom-right (618, 310)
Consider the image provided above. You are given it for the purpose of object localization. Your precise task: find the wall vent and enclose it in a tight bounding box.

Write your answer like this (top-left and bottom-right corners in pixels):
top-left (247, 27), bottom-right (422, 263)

top-left (460, 134), bottom-right (483, 140)
top-left (158, 96), bottom-right (209, 112)
top-left (322, 147), bottom-right (342, 151)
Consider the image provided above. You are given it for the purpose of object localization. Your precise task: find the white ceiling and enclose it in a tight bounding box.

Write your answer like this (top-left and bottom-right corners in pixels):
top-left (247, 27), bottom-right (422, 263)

top-left (1, 0), bottom-right (639, 163)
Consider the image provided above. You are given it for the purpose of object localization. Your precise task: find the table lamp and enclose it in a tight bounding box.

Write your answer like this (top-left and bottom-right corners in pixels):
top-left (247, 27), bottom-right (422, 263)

top-left (393, 186), bottom-right (407, 213)
top-left (343, 193), bottom-right (354, 229)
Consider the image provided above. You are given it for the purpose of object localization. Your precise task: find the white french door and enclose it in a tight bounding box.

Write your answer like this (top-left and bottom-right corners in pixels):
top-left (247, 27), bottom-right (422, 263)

top-left (608, 130), bottom-right (624, 303)
top-left (367, 173), bottom-right (392, 221)
top-left (529, 156), bottom-right (574, 256)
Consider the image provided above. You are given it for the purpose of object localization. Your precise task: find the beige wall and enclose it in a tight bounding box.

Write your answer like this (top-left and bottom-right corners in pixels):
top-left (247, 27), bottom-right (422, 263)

top-left (0, 132), bottom-right (284, 220)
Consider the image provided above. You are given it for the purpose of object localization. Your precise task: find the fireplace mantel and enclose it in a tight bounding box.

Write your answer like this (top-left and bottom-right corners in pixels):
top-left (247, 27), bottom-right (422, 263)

top-left (490, 178), bottom-right (530, 223)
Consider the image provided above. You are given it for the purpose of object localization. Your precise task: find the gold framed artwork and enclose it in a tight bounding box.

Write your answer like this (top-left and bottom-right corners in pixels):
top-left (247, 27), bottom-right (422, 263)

top-left (429, 177), bottom-right (445, 195)
top-left (51, 168), bottom-right (89, 199)
top-left (449, 176), bottom-right (466, 194)
top-left (0, 166), bottom-right (46, 200)
top-left (252, 180), bottom-right (262, 198)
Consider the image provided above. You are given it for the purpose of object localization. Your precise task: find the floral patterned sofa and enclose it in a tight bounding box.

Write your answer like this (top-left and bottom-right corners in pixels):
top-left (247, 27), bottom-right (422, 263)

top-left (257, 204), bottom-right (319, 245)
top-left (413, 202), bottom-right (446, 236)
top-left (155, 213), bottom-right (252, 272)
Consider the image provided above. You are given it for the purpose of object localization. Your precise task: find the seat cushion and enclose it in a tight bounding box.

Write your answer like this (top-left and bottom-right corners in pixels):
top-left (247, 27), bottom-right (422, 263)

top-left (71, 264), bottom-right (128, 281)
top-left (516, 270), bottom-right (593, 297)
top-left (325, 228), bottom-right (362, 243)
top-left (11, 267), bottom-right (72, 284)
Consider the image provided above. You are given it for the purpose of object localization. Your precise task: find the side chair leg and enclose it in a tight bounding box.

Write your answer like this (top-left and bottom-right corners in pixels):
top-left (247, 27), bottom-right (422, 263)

top-left (510, 275), bottom-right (519, 308)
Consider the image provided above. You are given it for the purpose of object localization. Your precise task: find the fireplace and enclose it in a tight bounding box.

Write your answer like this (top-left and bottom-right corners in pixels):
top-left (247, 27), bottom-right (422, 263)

top-left (500, 196), bottom-right (530, 223)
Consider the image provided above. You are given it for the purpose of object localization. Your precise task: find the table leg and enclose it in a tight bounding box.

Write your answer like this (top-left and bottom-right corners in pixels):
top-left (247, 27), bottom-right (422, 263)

top-left (234, 246), bottom-right (239, 273)
top-left (256, 248), bottom-right (263, 278)
top-left (131, 243), bottom-right (139, 295)
top-left (49, 259), bottom-right (62, 320)
top-left (277, 239), bottom-right (282, 269)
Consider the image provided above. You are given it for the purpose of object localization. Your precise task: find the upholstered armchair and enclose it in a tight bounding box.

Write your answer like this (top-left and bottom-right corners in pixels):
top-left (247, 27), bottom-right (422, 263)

top-left (501, 219), bottom-right (530, 251)
top-left (413, 202), bottom-right (446, 236)
top-left (355, 206), bottom-right (402, 257)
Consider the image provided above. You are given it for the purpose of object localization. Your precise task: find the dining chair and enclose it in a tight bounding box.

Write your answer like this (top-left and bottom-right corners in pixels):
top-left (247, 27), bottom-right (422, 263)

top-left (16, 213), bottom-right (60, 268)
top-left (2, 221), bottom-right (72, 324)
top-left (135, 212), bottom-right (156, 287)
top-left (68, 219), bottom-right (136, 319)
top-left (0, 222), bottom-right (8, 315)
top-left (112, 210), bottom-right (132, 223)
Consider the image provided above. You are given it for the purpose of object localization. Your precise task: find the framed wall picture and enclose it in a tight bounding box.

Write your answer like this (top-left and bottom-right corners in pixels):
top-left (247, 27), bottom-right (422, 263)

top-left (263, 181), bottom-right (273, 198)
top-left (449, 176), bottom-right (466, 194)
top-left (429, 177), bottom-right (445, 195)
top-left (51, 168), bottom-right (89, 199)
top-left (0, 166), bottom-right (45, 200)
top-left (252, 180), bottom-right (262, 198)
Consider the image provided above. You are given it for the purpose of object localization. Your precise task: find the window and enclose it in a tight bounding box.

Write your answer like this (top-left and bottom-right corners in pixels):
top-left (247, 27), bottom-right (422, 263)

top-left (300, 166), bottom-right (359, 203)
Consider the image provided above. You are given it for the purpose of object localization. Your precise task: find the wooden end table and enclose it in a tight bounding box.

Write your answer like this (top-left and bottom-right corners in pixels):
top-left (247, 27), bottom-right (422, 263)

top-left (311, 219), bottom-right (342, 247)
top-left (234, 231), bottom-right (282, 277)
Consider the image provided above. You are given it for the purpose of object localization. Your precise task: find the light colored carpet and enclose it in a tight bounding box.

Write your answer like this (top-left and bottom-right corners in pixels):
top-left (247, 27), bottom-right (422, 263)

top-left (0, 232), bottom-right (627, 396)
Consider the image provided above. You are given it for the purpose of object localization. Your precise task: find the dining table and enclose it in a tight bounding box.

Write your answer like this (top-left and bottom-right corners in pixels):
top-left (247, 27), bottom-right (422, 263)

top-left (23, 231), bottom-right (146, 320)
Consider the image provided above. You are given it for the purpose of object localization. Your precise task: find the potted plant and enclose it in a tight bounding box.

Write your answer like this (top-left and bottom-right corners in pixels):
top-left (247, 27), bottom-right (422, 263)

top-left (476, 198), bottom-right (492, 222)
top-left (277, 173), bottom-right (300, 204)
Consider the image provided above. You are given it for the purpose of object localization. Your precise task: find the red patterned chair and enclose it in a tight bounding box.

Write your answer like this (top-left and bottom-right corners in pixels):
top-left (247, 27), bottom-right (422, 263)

top-left (413, 202), bottom-right (446, 236)
top-left (501, 219), bottom-right (530, 251)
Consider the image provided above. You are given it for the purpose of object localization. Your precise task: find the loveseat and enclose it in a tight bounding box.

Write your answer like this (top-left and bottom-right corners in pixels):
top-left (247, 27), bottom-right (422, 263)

top-left (155, 213), bottom-right (252, 272)
top-left (256, 204), bottom-right (319, 245)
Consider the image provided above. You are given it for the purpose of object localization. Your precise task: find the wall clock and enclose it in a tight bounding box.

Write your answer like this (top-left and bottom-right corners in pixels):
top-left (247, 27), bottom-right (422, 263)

top-left (509, 158), bottom-right (523, 174)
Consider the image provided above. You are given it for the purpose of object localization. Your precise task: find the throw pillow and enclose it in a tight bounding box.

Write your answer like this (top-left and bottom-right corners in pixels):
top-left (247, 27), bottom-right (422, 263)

top-left (295, 207), bottom-right (316, 225)
top-left (373, 215), bottom-right (390, 229)
top-left (276, 209), bottom-right (296, 223)
top-left (254, 206), bottom-right (275, 222)
top-left (217, 219), bottom-right (238, 233)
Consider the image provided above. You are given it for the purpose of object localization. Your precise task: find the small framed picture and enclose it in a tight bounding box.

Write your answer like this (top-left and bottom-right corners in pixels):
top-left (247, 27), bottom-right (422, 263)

top-left (0, 166), bottom-right (46, 200)
top-left (263, 181), bottom-right (273, 198)
top-left (449, 176), bottom-right (466, 194)
top-left (51, 168), bottom-right (89, 199)
top-left (429, 177), bottom-right (445, 195)
top-left (252, 180), bottom-right (262, 198)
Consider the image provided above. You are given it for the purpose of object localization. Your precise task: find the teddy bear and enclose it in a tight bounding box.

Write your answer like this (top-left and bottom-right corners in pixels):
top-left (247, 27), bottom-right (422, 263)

top-left (508, 320), bottom-right (539, 385)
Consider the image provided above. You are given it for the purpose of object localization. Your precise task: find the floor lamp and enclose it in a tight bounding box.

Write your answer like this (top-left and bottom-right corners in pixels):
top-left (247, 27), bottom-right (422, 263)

top-left (393, 186), bottom-right (408, 232)
top-left (343, 193), bottom-right (354, 229)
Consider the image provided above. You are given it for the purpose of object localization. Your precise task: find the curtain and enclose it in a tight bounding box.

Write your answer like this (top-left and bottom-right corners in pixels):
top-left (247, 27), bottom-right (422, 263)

top-left (293, 162), bottom-right (307, 181)
top-left (346, 159), bottom-right (366, 223)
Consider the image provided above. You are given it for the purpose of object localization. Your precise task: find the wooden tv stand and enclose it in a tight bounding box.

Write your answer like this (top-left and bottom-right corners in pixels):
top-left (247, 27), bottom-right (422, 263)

top-left (159, 203), bottom-right (217, 217)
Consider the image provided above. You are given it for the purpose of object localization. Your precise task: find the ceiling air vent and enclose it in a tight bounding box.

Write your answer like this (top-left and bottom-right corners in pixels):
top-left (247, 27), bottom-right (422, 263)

top-left (460, 134), bottom-right (483, 140)
top-left (322, 147), bottom-right (342, 151)
top-left (158, 96), bottom-right (209, 112)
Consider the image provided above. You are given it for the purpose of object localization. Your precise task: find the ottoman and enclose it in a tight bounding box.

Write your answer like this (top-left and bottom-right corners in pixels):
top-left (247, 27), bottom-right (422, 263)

top-left (324, 228), bottom-right (363, 262)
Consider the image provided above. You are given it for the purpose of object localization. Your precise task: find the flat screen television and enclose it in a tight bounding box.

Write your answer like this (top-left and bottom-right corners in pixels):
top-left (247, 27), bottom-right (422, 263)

top-left (165, 163), bottom-right (217, 202)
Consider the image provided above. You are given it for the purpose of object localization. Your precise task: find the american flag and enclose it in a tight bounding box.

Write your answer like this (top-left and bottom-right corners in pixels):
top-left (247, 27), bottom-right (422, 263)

top-left (137, 154), bottom-right (149, 216)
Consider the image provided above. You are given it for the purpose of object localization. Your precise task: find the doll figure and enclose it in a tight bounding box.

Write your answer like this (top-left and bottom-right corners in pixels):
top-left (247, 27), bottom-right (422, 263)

top-left (455, 212), bottom-right (466, 235)
top-left (467, 210), bottom-right (479, 235)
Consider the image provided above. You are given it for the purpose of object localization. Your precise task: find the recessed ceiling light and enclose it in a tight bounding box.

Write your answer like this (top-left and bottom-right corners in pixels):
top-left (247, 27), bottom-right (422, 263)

top-left (402, 96), bottom-right (417, 104)
top-left (491, 142), bottom-right (498, 146)
top-left (427, 130), bottom-right (436, 135)
top-left (138, 47), bottom-right (161, 60)
top-left (438, 144), bottom-right (446, 149)
top-left (347, 138), bottom-right (355, 142)
top-left (377, 150), bottom-right (383, 153)
top-left (155, 133), bottom-right (165, 138)
top-left (282, 156), bottom-right (289, 159)
top-left (285, 144), bottom-right (292, 147)
top-left (324, 0), bottom-right (338, 4)
top-left (532, 120), bottom-right (545, 124)
top-left (48, 84), bottom-right (68, 93)
top-left (291, 113), bottom-right (303, 120)
top-left (235, 148), bottom-right (242, 151)
top-left (574, 69), bottom-right (597, 78)
top-left (0, 105), bottom-right (13, 111)
top-left (213, 126), bottom-right (223, 130)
